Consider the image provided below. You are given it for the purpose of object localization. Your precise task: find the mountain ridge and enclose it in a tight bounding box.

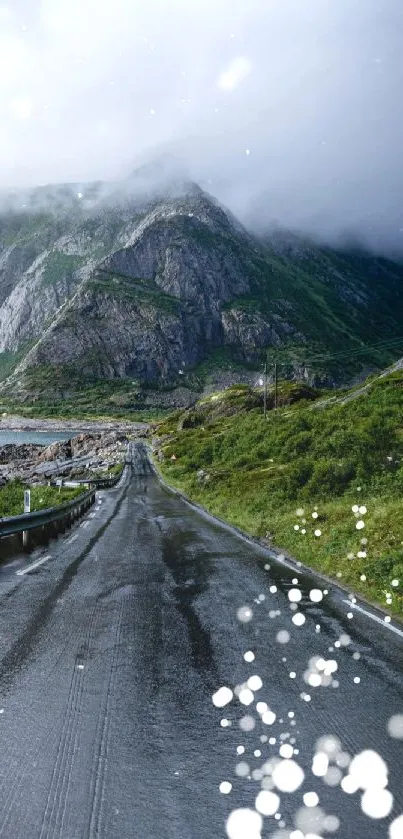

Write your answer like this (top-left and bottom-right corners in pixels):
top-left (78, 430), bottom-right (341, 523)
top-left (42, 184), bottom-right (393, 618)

top-left (1, 172), bottom-right (403, 408)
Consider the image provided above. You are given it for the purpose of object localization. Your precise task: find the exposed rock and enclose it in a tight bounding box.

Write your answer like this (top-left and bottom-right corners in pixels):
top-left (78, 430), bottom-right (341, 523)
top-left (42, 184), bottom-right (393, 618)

top-left (0, 443), bottom-right (43, 464)
top-left (38, 440), bottom-right (72, 462)
top-left (140, 387), bottom-right (199, 409)
top-left (0, 431), bottom-right (130, 483)
top-left (1, 171), bottom-right (403, 399)
top-left (221, 308), bottom-right (291, 354)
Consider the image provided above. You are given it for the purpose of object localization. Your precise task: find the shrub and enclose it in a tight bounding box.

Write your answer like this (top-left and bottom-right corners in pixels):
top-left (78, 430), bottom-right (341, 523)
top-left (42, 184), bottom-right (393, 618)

top-left (284, 458), bottom-right (315, 498)
top-left (306, 458), bottom-right (356, 498)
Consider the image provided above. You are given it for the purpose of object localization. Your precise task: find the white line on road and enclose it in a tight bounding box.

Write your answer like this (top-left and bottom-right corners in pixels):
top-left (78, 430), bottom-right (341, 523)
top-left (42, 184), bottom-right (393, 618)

top-left (342, 599), bottom-right (403, 638)
top-left (16, 555), bottom-right (52, 576)
top-left (68, 535), bottom-right (78, 544)
top-left (80, 521), bottom-right (90, 528)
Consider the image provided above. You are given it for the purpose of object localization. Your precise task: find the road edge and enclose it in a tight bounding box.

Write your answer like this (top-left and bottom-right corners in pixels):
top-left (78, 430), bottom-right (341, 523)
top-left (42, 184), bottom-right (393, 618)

top-left (147, 445), bottom-right (403, 635)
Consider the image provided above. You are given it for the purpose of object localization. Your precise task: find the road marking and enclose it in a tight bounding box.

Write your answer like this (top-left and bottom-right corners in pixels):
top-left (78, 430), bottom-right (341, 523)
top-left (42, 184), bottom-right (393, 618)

top-left (342, 599), bottom-right (403, 638)
top-left (68, 535), bottom-right (78, 544)
top-left (89, 512), bottom-right (96, 519)
top-left (80, 521), bottom-right (90, 528)
top-left (16, 555), bottom-right (52, 576)
top-left (269, 551), bottom-right (297, 571)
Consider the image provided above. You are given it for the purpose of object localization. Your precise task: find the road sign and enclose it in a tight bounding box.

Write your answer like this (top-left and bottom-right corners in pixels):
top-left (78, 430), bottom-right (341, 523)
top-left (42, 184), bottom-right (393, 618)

top-left (24, 490), bottom-right (31, 513)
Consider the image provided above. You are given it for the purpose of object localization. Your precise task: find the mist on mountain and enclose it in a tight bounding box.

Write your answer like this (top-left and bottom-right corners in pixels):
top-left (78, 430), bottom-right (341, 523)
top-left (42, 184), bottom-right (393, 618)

top-left (1, 0), bottom-right (402, 256)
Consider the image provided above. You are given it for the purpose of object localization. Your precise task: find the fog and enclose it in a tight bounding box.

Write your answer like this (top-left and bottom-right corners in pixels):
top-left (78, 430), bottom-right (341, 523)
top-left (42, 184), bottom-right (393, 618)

top-left (1, 0), bottom-right (403, 253)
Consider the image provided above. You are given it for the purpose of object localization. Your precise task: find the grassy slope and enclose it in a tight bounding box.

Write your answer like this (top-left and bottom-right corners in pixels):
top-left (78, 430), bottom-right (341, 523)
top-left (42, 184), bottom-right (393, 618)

top-left (224, 245), bottom-right (403, 379)
top-left (0, 212), bottom-right (57, 248)
top-left (41, 251), bottom-right (84, 287)
top-left (0, 366), bottom-right (170, 421)
top-left (154, 376), bottom-right (403, 617)
top-left (0, 481), bottom-right (84, 517)
top-left (88, 270), bottom-right (181, 313)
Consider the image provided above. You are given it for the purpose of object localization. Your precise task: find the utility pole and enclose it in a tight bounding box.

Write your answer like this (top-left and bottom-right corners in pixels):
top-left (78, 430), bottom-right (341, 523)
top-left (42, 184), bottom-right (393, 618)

top-left (263, 360), bottom-right (267, 418)
top-left (274, 361), bottom-right (278, 410)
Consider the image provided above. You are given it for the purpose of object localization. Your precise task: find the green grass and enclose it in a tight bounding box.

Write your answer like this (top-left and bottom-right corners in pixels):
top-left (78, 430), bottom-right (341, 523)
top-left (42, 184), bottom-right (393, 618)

top-left (0, 480), bottom-right (85, 517)
top-left (0, 212), bottom-right (56, 247)
top-left (0, 350), bottom-right (25, 381)
top-left (0, 400), bottom-right (168, 422)
top-left (91, 462), bottom-right (124, 479)
top-left (88, 271), bottom-right (180, 314)
top-left (0, 365), bottom-right (171, 421)
top-left (221, 243), bottom-right (403, 380)
top-left (155, 372), bottom-right (403, 617)
top-left (0, 340), bottom-right (37, 383)
top-left (41, 251), bottom-right (84, 287)
top-left (107, 462), bottom-right (124, 477)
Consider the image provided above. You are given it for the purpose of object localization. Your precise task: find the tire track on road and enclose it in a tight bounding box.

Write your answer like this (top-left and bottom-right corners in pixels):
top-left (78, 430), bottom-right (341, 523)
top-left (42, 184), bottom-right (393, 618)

top-left (37, 603), bottom-right (103, 839)
top-left (0, 602), bottom-right (101, 838)
top-left (86, 590), bottom-right (127, 839)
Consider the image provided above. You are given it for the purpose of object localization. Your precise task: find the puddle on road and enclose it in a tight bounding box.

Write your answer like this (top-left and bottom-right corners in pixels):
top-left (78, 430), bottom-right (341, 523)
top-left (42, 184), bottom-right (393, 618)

top-left (159, 524), bottom-right (219, 687)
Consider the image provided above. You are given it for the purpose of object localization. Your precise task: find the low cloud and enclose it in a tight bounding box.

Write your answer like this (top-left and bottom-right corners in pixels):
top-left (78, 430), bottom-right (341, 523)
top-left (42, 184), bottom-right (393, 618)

top-left (0, 0), bottom-right (402, 254)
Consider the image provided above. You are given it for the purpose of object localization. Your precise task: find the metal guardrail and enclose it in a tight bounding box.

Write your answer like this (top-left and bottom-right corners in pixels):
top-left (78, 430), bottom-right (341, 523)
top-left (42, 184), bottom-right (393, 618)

top-left (91, 470), bottom-right (124, 489)
top-left (49, 469), bottom-right (125, 491)
top-left (0, 488), bottom-right (95, 539)
top-left (0, 452), bottom-right (129, 544)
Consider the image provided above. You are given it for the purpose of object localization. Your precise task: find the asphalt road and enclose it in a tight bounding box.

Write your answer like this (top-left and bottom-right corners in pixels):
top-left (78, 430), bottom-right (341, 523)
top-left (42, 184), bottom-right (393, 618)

top-left (0, 442), bottom-right (402, 839)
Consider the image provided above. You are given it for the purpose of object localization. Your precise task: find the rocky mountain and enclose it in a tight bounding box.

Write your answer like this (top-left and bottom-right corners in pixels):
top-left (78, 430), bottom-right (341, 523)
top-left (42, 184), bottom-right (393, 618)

top-left (0, 170), bottom-right (403, 408)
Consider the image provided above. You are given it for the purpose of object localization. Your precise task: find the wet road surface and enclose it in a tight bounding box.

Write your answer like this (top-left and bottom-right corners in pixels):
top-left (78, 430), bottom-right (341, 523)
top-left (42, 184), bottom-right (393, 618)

top-left (0, 443), bottom-right (402, 839)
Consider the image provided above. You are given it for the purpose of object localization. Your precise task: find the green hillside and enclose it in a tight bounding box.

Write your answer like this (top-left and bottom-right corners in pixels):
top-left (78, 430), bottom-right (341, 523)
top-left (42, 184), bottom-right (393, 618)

top-left (224, 243), bottom-right (403, 380)
top-left (154, 372), bottom-right (403, 617)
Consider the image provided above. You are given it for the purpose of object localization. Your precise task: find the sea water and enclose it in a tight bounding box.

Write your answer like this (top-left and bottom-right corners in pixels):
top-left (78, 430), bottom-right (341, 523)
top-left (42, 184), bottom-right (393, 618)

top-left (0, 430), bottom-right (79, 446)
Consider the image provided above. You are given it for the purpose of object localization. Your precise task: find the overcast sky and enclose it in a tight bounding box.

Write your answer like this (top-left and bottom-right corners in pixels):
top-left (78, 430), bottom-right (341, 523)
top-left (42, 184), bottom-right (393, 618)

top-left (1, 0), bottom-right (403, 252)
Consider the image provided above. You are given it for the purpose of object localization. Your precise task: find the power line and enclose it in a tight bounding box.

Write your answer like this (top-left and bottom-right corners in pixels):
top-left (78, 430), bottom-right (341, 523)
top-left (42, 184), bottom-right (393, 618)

top-left (266, 335), bottom-right (403, 366)
top-left (305, 336), bottom-right (403, 363)
top-left (259, 334), bottom-right (403, 418)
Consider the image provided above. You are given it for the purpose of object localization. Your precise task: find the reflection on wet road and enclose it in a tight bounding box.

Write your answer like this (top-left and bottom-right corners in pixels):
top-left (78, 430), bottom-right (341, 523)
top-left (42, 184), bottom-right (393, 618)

top-left (0, 443), bottom-right (402, 839)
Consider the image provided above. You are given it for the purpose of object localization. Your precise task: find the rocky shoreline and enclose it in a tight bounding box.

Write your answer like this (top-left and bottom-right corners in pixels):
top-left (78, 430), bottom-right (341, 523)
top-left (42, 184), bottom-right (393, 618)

top-left (0, 414), bottom-right (149, 434)
top-left (0, 426), bottom-right (150, 484)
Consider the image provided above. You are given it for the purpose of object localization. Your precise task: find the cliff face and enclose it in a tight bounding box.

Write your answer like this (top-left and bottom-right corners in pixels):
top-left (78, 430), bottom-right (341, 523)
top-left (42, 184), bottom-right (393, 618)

top-left (27, 287), bottom-right (205, 381)
top-left (1, 173), bottom-right (403, 401)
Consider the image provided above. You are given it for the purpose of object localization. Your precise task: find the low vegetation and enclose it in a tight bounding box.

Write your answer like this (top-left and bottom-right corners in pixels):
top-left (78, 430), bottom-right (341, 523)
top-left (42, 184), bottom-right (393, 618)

top-left (91, 462), bottom-right (124, 480)
top-left (41, 251), bottom-right (84, 287)
top-left (107, 462), bottom-right (124, 477)
top-left (88, 270), bottom-right (181, 313)
top-left (155, 375), bottom-right (403, 617)
top-left (0, 366), bottom-right (170, 421)
top-left (0, 481), bottom-right (85, 518)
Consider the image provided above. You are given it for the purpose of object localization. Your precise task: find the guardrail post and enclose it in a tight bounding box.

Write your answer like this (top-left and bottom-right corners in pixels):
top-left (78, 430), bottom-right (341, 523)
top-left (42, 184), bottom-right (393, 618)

top-left (22, 530), bottom-right (29, 550)
top-left (42, 524), bottom-right (49, 545)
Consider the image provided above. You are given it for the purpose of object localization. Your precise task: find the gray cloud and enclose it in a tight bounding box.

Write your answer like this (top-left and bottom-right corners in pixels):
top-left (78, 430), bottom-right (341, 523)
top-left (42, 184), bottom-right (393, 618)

top-left (0, 0), bottom-right (402, 253)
